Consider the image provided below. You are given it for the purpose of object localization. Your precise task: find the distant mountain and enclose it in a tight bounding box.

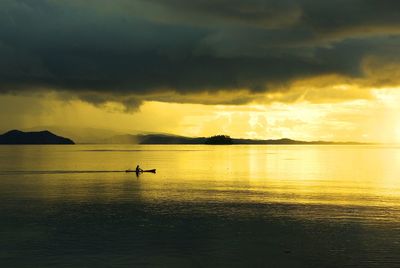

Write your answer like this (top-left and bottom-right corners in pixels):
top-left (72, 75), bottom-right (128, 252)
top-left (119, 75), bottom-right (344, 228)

top-left (0, 130), bottom-right (75, 144)
top-left (102, 133), bottom-right (364, 145)
top-left (138, 134), bottom-right (206, 144)
top-left (102, 134), bottom-right (206, 144)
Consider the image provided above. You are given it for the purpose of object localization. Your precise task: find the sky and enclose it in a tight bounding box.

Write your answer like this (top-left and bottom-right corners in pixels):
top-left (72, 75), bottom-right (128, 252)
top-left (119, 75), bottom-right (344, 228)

top-left (1, 0), bottom-right (400, 142)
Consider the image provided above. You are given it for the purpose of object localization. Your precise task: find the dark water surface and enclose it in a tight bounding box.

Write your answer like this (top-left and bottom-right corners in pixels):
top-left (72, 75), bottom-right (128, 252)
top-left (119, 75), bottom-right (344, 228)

top-left (1, 145), bottom-right (400, 267)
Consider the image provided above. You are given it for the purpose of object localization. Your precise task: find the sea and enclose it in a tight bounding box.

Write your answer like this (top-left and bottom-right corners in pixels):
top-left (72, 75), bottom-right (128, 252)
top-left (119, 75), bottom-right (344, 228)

top-left (1, 144), bottom-right (400, 267)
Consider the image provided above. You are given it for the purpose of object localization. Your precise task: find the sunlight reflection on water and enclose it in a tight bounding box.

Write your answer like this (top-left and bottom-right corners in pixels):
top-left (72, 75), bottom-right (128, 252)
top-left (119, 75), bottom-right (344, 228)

top-left (1, 145), bottom-right (400, 267)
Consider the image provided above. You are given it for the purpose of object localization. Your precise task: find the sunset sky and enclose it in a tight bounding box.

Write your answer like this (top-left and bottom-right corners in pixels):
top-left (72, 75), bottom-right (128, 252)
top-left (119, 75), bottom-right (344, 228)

top-left (1, 0), bottom-right (400, 142)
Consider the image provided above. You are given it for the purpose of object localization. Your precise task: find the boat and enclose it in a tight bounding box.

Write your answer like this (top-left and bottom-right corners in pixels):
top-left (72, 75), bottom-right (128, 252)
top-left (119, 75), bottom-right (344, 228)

top-left (125, 169), bottom-right (156, 173)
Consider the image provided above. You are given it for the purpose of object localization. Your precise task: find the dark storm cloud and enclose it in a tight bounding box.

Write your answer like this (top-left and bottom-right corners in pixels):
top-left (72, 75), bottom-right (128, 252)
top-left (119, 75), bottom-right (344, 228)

top-left (1, 0), bottom-right (400, 107)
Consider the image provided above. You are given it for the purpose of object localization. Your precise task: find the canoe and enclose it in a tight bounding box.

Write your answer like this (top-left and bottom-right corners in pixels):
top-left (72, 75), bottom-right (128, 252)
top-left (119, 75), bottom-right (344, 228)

top-left (125, 169), bottom-right (156, 173)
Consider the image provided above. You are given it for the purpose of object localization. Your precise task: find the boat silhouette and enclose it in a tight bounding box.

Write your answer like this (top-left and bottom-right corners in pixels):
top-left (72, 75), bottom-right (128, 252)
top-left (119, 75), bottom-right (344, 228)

top-left (125, 169), bottom-right (156, 173)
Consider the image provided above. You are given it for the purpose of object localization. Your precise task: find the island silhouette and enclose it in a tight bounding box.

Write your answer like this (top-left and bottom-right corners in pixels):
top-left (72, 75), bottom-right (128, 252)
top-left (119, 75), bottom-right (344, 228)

top-left (205, 135), bottom-right (233, 144)
top-left (102, 133), bottom-right (365, 145)
top-left (0, 130), bottom-right (75, 144)
top-left (0, 129), bottom-right (366, 145)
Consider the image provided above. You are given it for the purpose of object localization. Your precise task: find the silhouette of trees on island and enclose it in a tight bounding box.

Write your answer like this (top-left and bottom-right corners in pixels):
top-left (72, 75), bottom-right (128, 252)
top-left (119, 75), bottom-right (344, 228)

top-left (205, 135), bottom-right (233, 145)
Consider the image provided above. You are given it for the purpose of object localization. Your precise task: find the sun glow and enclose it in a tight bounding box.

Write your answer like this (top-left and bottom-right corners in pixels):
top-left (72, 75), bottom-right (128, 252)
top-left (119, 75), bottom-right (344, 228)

top-left (2, 86), bottom-right (400, 143)
top-left (370, 88), bottom-right (400, 143)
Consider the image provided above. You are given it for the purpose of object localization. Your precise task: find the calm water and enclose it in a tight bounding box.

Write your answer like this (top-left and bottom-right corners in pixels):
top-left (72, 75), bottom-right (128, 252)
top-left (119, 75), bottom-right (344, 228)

top-left (1, 145), bottom-right (400, 267)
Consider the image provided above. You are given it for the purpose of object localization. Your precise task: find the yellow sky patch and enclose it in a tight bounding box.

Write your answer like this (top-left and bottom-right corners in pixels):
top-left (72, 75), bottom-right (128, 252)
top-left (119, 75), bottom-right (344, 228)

top-left (1, 86), bottom-right (400, 143)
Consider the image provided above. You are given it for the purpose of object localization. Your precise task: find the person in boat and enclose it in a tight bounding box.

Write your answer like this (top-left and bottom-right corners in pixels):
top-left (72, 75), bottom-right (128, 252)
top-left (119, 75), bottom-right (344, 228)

top-left (135, 165), bottom-right (143, 173)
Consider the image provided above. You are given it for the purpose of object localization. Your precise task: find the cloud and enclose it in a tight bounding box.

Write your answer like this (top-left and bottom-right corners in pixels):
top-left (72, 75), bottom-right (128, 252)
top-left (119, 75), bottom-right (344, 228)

top-left (1, 0), bottom-right (400, 108)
